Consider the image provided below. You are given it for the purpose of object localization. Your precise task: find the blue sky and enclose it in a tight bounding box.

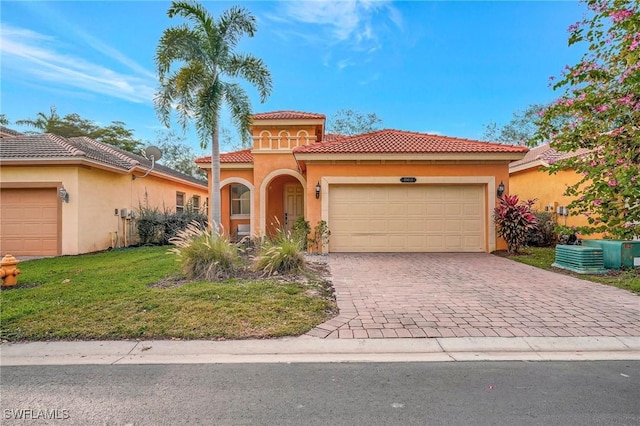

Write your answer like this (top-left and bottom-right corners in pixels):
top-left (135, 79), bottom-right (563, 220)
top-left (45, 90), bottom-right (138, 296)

top-left (1, 1), bottom-right (587, 153)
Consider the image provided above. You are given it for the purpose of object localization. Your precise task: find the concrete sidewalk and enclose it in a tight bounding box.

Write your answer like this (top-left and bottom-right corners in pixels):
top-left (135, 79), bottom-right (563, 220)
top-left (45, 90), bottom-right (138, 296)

top-left (2, 336), bottom-right (639, 365)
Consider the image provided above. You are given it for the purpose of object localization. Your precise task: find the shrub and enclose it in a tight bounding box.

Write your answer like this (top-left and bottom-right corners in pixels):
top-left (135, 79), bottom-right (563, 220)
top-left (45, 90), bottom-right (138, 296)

top-left (137, 205), bottom-right (207, 245)
top-left (494, 195), bottom-right (538, 255)
top-left (254, 221), bottom-right (305, 275)
top-left (526, 211), bottom-right (556, 247)
top-left (292, 216), bottom-right (311, 250)
top-left (168, 221), bottom-right (240, 281)
top-left (309, 220), bottom-right (331, 253)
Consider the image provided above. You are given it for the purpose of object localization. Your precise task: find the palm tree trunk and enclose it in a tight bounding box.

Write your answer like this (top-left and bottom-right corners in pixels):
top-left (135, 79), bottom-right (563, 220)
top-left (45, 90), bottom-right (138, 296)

top-left (211, 117), bottom-right (222, 233)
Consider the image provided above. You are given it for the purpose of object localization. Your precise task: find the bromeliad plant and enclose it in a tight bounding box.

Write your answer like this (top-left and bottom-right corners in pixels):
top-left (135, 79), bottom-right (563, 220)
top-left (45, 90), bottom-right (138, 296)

top-left (494, 195), bottom-right (538, 255)
top-left (168, 220), bottom-right (240, 281)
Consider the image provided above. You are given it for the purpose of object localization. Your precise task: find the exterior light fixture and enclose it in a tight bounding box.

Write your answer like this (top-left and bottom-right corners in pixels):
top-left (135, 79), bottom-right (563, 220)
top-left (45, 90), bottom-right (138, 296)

top-left (59, 186), bottom-right (69, 203)
top-left (315, 181), bottom-right (321, 199)
top-left (496, 181), bottom-right (505, 198)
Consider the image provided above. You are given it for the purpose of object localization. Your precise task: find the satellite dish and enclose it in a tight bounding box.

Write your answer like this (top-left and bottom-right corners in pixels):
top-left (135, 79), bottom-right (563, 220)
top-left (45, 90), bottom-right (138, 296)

top-left (144, 145), bottom-right (163, 161)
top-left (135, 146), bottom-right (163, 179)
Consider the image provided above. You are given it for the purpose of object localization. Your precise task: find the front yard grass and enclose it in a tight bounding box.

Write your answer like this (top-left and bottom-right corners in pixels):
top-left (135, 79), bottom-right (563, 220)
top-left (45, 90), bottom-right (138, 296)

top-left (0, 246), bottom-right (335, 342)
top-left (508, 247), bottom-right (640, 294)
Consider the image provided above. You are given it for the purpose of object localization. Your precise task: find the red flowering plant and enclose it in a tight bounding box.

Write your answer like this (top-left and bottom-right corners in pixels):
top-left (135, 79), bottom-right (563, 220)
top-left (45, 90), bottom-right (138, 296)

top-left (494, 195), bottom-right (538, 255)
top-left (533, 0), bottom-right (640, 239)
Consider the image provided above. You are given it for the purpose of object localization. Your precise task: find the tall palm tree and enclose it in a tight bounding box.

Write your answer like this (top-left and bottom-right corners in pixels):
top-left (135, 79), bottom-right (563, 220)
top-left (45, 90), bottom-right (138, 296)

top-left (155, 0), bottom-right (272, 228)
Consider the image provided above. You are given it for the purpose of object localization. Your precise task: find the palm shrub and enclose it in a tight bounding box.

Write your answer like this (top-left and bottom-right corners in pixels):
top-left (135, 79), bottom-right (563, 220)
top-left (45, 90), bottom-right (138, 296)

top-left (254, 221), bottom-right (305, 275)
top-left (494, 195), bottom-right (538, 255)
top-left (168, 220), bottom-right (240, 281)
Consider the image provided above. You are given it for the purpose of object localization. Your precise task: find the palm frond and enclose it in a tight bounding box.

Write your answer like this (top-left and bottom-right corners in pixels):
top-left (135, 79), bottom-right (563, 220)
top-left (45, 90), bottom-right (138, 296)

top-left (217, 6), bottom-right (257, 49)
top-left (195, 82), bottom-right (224, 148)
top-left (222, 82), bottom-right (252, 145)
top-left (226, 53), bottom-right (273, 103)
top-left (167, 1), bottom-right (214, 32)
top-left (156, 25), bottom-right (207, 75)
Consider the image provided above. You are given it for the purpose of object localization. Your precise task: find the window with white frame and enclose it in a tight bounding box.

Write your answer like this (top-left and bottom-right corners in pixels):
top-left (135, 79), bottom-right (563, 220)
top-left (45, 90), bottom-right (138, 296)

top-left (230, 184), bottom-right (250, 216)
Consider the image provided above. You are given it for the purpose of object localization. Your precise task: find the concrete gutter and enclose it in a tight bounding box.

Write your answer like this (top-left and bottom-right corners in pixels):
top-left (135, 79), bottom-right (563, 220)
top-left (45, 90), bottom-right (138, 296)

top-left (2, 336), bottom-right (639, 366)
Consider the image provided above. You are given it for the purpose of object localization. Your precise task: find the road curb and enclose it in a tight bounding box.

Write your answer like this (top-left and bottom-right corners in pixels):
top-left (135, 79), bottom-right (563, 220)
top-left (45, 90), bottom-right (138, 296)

top-left (2, 336), bottom-right (639, 365)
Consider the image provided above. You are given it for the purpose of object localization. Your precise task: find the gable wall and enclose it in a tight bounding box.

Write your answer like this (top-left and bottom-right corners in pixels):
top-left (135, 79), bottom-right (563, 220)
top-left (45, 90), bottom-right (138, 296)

top-left (510, 167), bottom-right (592, 233)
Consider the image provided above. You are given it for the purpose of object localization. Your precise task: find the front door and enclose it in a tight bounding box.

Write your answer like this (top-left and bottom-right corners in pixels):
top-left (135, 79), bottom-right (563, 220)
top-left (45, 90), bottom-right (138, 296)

top-left (284, 183), bottom-right (304, 232)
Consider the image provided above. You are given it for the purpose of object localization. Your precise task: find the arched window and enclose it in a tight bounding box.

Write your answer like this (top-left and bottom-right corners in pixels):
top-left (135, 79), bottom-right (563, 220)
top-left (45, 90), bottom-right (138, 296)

top-left (230, 184), bottom-right (250, 216)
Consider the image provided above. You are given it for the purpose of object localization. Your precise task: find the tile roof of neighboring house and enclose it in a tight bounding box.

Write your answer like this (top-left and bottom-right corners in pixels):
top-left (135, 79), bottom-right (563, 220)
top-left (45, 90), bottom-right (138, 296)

top-left (252, 110), bottom-right (326, 120)
top-left (323, 133), bottom-right (347, 142)
top-left (195, 149), bottom-right (253, 164)
top-left (0, 133), bottom-right (87, 158)
top-left (0, 133), bottom-right (206, 186)
top-left (293, 129), bottom-right (529, 154)
top-left (69, 136), bottom-right (139, 170)
top-left (509, 143), bottom-right (591, 171)
top-left (0, 126), bottom-right (23, 137)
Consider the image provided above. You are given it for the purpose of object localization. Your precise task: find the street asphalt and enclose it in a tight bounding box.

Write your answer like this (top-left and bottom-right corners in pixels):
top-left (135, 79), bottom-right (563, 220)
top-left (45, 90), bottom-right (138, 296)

top-left (1, 336), bottom-right (639, 365)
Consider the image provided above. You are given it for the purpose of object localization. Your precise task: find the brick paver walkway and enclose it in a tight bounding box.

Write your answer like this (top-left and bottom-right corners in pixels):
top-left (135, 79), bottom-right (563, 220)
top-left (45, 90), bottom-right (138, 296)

top-left (306, 253), bottom-right (640, 339)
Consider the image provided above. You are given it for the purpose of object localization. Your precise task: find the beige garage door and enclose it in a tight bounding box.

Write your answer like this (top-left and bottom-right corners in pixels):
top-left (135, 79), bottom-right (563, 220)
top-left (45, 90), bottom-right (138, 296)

top-left (0, 188), bottom-right (60, 256)
top-left (329, 184), bottom-right (485, 252)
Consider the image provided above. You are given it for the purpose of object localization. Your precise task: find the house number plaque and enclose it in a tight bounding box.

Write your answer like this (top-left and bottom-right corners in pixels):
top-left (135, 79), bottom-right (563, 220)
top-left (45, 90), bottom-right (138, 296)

top-left (400, 177), bottom-right (417, 183)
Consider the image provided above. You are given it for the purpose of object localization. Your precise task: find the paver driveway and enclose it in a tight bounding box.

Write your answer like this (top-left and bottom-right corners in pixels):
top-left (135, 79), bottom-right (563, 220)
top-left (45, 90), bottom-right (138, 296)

top-left (306, 253), bottom-right (640, 339)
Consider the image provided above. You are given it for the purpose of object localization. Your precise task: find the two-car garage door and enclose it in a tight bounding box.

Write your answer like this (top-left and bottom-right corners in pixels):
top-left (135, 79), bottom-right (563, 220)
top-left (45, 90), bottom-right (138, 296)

top-left (0, 188), bottom-right (60, 256)
top-left (329, 184), bottom-right (485, 252)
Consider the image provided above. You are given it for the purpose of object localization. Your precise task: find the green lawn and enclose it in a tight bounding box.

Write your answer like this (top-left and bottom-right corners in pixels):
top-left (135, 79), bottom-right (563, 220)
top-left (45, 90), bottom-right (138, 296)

top-left (508, 247), bottom-right (640, 294)
top-left (0, 247), bottom-right (335, 342)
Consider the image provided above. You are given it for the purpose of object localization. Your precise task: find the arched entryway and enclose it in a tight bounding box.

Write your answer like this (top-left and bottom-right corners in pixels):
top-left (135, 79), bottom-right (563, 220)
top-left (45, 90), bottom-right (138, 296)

top-left (260, 170), bottom-right (306, 237)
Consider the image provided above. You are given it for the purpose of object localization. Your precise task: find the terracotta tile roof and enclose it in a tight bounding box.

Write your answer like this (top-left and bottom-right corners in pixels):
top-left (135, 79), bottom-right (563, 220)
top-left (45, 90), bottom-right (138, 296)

top-left (1, 133), bottom-right (206, 186)
top-left (0, 126), bottom-right (23, 137)
top-left (69, 136), bottom-right (139, 170)
top-left (293, 129), bottom-right (529, 154)
top-left (510, 143), bottom-right (590, 170)
top-left (323, 133), bottom-right (347, 142)
top-left (252, 110), bottom-right (326, 120)
top-left (195, 149), bottom-right (253, 164)
top-left (0, 133), bottom-right (87, 158)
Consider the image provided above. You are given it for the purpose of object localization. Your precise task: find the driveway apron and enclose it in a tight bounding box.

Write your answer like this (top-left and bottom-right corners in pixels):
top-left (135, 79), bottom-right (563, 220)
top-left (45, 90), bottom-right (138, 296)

top-left (306, 253), bottom-right (640, 339)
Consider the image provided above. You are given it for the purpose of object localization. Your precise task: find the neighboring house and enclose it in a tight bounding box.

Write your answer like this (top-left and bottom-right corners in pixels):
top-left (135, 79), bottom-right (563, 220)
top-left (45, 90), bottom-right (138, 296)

top-left (509, 143), bottom-right (591, 231)
top-left (195, 110), bottom-right (528, 253)
top-left (0, 126), bottom-right (23, 138)
top-left (0, 133), bottom-right (208, 256)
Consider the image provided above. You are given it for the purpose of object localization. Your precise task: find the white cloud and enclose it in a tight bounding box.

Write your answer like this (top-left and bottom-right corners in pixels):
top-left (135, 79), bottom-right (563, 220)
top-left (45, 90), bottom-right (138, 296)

top-left (270, 0), bottom-right (402, 52)
top-left (0, 24), bottom-right (156, 104)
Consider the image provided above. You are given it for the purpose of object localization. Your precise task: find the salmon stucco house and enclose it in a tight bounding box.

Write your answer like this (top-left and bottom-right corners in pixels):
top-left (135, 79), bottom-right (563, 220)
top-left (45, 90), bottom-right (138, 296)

top-left (1, 133), bottom-right (208, 256)
top-left (509, 143), bottom-right (592, 232)
top-left (196, 111), bottom-right (528, 253)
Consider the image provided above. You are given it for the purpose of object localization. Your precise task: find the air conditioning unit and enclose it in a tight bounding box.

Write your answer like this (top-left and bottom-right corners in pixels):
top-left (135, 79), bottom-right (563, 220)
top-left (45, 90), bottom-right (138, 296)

top-left (552, 245), bottom-right (607, 274)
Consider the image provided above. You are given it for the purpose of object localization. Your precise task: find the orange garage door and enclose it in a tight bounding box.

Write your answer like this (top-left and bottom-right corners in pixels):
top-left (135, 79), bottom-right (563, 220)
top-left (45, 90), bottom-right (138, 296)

top-left (0, 188), bottom-right (60, 256)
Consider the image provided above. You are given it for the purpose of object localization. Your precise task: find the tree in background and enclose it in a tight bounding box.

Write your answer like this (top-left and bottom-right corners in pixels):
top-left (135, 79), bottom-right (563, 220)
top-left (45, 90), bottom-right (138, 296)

top-left (155, 0), bottom-right (272, 228)
top-left (0, 114), bottom-right (10, 125)
top-left (483, 104), bottom-right (546, 145)
top-left (16, 107), bottom-right (142, 153)
top-left (534, 0), bottom-right (640, 239)
top-left (326, 109), bottom-right (383, 136)
top-left (154, 130), bottom-right (206, 179)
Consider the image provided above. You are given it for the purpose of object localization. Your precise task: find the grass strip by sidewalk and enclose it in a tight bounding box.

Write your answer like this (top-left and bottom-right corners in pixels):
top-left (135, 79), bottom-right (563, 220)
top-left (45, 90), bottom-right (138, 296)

top-left (0, 246), bottom-right (334, 342)
top-left (508, 247), bottom-right (640, 294)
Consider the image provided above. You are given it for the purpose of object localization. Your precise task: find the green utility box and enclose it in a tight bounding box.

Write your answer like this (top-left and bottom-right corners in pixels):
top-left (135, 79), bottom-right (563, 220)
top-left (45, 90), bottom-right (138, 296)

top-left (552, 245), bottom-right (607, 274)
top-left (581, 240), bottom-right (640, 269)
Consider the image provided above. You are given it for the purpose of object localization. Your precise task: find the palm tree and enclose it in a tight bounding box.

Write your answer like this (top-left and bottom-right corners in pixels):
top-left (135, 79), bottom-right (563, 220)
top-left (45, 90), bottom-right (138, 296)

top-left (155, 0), bottom-right (272, 228)
top-left (16, 106), bottom-right (62, 133)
